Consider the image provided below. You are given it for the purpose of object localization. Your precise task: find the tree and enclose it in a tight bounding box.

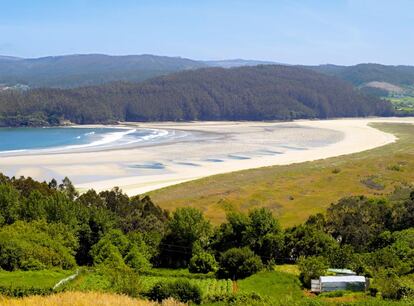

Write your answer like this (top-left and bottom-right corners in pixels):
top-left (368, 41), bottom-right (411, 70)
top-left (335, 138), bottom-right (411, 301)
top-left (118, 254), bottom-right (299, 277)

top-left (159, 207), bottom-right (212, 267)
top-left (217, 247), bottom-right (263, 280)
top-left (58, 177), bottom-right (78, 200)
top-left (326, 196), bottom-right (390, 251)
top-left (245, 208), bottom-right (284, 263)
top-left (20, 190), bottom-right (48, 221)
top-left (124, 246), bottom-right (151, 272)
top-left (298, 256), bottom-right (328, 288)
top-left (284, 225), bottom-right (338, 260)
top-left (0, 184), bottom-right (20, 226)
top-left (213, 211), bottom-right (250, 252)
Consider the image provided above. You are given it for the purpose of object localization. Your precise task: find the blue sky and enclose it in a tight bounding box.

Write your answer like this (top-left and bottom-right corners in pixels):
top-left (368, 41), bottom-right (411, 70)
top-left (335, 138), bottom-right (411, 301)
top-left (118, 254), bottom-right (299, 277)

top-left (0, 0), bottom-right (413, 65)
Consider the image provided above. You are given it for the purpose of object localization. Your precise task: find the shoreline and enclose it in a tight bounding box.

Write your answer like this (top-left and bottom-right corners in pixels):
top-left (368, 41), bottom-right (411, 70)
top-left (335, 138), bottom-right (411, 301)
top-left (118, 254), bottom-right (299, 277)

top-left (0, 117), bottom-right (413, 196)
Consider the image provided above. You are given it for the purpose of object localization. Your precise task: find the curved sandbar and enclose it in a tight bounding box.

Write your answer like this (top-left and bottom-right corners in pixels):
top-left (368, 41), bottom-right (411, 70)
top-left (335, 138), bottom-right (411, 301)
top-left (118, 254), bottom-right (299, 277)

top-left (1, 117), bottom-right (413, 195)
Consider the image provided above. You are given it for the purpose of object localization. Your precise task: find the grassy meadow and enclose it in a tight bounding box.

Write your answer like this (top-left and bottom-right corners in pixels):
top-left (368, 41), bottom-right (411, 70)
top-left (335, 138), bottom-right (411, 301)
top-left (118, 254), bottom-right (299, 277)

top-left (0, 267), bottom-right (412, 305)
top-left (0, 270), bottom-right (74, 290)
top-left (63, 268), bottom-right (233, 301)
top-left (149, 123), bottom-right (414, 227)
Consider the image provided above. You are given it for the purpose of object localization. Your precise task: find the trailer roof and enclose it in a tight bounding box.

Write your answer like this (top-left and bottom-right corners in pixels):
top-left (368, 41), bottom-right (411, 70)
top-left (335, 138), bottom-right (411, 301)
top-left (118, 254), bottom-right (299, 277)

top-left (320, 276), bottom-right (365, 283)
top-left (327, 268), bottom-right (356, 275)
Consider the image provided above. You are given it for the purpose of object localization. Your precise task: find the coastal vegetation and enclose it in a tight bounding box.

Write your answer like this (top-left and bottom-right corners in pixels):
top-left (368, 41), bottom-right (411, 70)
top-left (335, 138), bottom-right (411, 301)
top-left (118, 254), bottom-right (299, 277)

top-left (150, 123), bottom-right (414, 227)
top-left (0, 65), bottom-right (393, 127)
top-left (0, 138), bottom-right (413, 304)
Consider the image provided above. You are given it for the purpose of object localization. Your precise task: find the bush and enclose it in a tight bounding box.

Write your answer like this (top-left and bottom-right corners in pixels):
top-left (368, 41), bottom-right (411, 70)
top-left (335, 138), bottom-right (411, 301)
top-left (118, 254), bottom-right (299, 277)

top-left (207, 292), bottom-right (266, 305)
top-left (0, 220), bottom-right (77, 271)
top-left (298, 256), bottom-right (328, 288)
top-left (374, 269), bottom-right (413, 300)
top-left (147, 279), bottom-right (202, 304)
top-left (217, 247), bottom-right (263, 280)
top-left (0, 286), bottom-right (52, 297)
top-left (90, 241), bottom-right (127, 269)
top-left (20, 259), bottom-right (46, 271)
top-left (189, 252), bottom-right (218, 274)
top-left (124, 246), bottom-right (151, 272)
top-left (102, 266), bottom-right (142, 297)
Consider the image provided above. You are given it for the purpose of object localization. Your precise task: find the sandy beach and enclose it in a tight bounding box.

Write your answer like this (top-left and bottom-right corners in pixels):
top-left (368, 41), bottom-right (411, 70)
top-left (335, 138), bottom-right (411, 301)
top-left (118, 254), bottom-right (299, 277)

top-left (1, 117), bottom-right (413, 195)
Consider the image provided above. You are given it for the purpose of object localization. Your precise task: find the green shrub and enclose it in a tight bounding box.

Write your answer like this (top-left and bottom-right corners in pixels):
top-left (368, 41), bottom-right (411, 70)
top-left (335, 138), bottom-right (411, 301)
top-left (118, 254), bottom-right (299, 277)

top-left (0, 286), bottom-right (52, 297)
top-left (0, 220), bottom-right (77, 271)
top-left (20, 259), bottom-right (46, 271)
top-left (102, 266), bottom-right (142, 297)
top-left (207, 292), bottom-right (266, 305)
top-left (298, 256), bottom-right (328, 288)
top-left (147, 279), bottom-right (202, 304)
top-left (217, 247), bottom-right (263, 280)
top-left (375, 269), bottom-right (413, 300)
top-left (189, 252), bottom-right (218, 274)
top-left (124, 246), bottom-right (151, 272)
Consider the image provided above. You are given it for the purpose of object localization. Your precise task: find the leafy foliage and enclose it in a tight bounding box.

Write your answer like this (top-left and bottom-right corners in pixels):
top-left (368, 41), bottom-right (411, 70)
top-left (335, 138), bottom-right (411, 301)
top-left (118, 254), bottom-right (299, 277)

top-left (298, 256), bottom-right (328, 288)
top-left (189, 252), bottom-right (218, 274)
top-left (147, 279), bottom-right (202, 304)
top-left (217, 247), bottom-right (263, 280)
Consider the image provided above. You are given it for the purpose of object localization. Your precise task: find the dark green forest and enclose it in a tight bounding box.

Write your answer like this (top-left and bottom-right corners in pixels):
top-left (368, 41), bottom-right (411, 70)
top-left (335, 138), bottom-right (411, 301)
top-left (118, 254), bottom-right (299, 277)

top-left (0, 65), bottom-right (394, 127)
top-left (0, 173), bottom-right (412, 302)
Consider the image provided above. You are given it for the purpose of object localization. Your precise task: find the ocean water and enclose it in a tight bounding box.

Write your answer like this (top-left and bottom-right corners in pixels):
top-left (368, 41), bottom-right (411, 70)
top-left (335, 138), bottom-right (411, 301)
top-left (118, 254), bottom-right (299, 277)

top-left (0, 127), bottom-right (172, 154)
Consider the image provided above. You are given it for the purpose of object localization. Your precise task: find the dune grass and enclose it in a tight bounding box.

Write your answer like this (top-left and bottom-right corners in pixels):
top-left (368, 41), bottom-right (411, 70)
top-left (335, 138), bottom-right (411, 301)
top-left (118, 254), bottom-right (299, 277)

top-left (0, 291), bottom-right (184, 306)
top-left (149, 123), bottom-right (414, 227)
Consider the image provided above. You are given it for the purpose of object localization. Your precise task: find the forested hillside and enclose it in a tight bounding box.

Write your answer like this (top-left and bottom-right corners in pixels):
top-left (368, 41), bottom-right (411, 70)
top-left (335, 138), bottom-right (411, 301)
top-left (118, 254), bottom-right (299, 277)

top-left (0, 54), bottom-right (206, 88)
top-left (0, 65), bottom-right (394, 126)
top-left (310, 63), bottom-right (414, 87)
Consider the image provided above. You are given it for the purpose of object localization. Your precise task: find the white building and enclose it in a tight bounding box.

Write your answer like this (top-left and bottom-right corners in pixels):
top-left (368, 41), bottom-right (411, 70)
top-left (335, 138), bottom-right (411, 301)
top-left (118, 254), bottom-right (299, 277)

top-left (311, 275), bottom-right (368, 293)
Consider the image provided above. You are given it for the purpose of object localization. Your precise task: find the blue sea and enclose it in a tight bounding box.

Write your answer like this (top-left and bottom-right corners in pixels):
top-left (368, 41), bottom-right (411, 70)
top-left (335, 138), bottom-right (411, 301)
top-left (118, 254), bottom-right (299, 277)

top-left (0, 127), bottom-right (171, 154)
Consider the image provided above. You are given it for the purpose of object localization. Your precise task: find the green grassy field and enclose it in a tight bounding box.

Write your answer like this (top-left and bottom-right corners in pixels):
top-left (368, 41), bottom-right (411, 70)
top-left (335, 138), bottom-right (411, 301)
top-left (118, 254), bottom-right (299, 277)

top-left (1, 268), bottom-right (412, 305)
top-left (0, 270), bottom-right (74, 290)
top-left (64, 268), bottom-right (233, 301)
top-left (149, 123), bottom-right (414, 227)
top-left (237, 269), bottom-right (303, 304)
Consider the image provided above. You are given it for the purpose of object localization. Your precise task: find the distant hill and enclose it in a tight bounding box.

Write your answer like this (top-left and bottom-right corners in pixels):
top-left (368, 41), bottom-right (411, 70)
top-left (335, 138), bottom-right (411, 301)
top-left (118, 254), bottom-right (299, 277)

top-left (0, 65), bottom-right (394, 126)
top-left (204, 59), bottom-right (279, 68)
top-left (0, 54), bottom-right (207, 88)
top-left (0, 54), bottom-right (281, 89)
top-left (309, 63), bottom-right (414, 88)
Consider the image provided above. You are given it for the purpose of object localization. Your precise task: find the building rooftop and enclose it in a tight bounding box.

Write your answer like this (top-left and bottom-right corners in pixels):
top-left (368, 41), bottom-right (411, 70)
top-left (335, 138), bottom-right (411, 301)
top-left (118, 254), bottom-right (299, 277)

top-left (327, 268), bottom-right (357, 275)
top-left (320, 276), bottom-right (366, 283)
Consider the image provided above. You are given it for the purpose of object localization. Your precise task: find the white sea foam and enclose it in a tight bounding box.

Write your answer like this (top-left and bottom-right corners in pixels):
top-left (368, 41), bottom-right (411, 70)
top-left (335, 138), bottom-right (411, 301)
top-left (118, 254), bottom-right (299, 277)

top-left (55, 128), bottom-right (138, 151)
top-left (0, 127), bottom-right (178, 156)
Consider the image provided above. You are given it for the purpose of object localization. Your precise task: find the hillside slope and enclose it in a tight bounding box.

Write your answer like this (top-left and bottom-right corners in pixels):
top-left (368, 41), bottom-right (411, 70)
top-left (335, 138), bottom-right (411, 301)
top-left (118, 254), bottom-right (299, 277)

top-left (0, 65), bottom-right (394, 126)
top-left (310, 63), bottom-right (414, 87)
top-left (0, 54), bottom-right (206, 88)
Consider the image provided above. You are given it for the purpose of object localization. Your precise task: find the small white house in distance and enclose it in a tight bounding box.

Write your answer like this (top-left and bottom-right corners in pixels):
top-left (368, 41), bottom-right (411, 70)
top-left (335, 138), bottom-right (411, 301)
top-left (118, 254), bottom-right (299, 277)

top-left (311, 275), bottom-right (368, 293)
